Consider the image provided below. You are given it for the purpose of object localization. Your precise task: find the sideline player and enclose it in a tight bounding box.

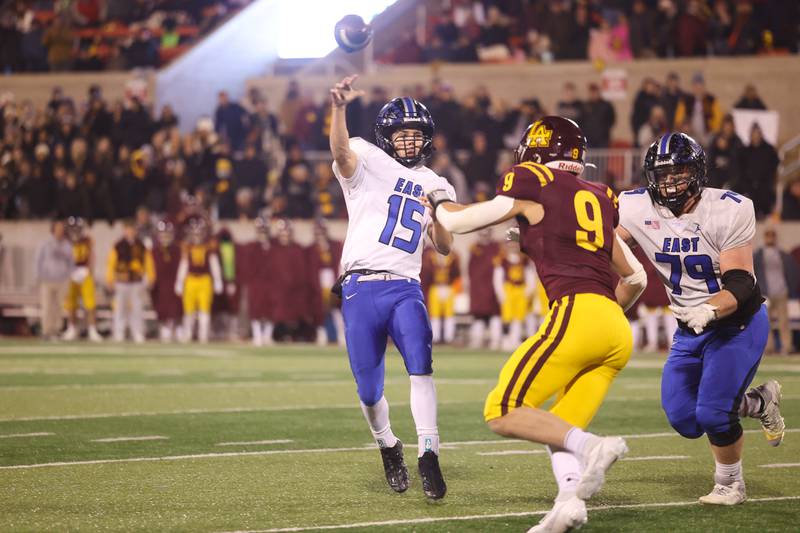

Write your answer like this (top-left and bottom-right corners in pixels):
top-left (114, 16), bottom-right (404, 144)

top-left (63, 217), bottom-right (102, 341)
top-left (428, 116), bottom-right (648, 531)
top-left (618, 132), bottom-right (785, 505)
top-left (329, 75), bottom-right (455, 500)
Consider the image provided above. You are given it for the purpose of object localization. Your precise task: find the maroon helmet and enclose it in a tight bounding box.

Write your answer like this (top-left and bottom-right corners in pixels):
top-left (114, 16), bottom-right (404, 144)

top-left (514, 116), bottom-right (587, 175)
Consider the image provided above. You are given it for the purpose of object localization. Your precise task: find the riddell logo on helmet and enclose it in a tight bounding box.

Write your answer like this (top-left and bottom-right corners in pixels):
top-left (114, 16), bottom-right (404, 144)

top-left (526, 123), bottom-right (552, 147)
top-left (555, 161), bottom-right (583, 173)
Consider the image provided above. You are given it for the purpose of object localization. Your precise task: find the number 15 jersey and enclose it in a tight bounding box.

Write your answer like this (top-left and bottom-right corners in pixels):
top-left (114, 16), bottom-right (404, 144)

top-left (496, 162), bottom-right (619, 303)
top-left (618, 187), bottom-right (755, 309)
top-left (333, 138), bottom-right (456, 281)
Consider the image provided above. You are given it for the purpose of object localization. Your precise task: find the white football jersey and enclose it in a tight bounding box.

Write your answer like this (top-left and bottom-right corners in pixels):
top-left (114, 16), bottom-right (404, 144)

top-left (619, 187), bottom-right (755, 308)
top-left (333, 138), bottom-right (456, 281)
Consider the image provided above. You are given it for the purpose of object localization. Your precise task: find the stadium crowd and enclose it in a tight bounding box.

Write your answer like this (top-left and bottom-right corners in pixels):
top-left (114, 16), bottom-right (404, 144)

top-left (0, 73), bottom-right (792, 224)
top-left (0, 0), bottom-right (254, 72)
top-left (384, 0), bottom-right (799, 65)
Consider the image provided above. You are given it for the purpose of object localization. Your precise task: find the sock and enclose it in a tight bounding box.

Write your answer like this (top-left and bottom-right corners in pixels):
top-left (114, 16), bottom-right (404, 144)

top-left (547, 446), bottom-right (581, 500)
top-left (714, 459), bottom-right (743, 486)
top-left (443, 317), bottom-right (456, 344)
top-left (469, 320), bottom-right (485, 348)
top-left (410, 374), bottom-right (439, 456)
top-left (488, 316), bottom-right (503, 350)
top-left (181, 313), bottom-right (194, 342)
top-left (563, 427), bottom-right (600, 460)
top-left (198, 312), bottom-right (210, 343)
top-left (738, 389), bottom-right (765, 418)
top-left (430, 318), bottom-right (442, 344)
top-left (251, 320), bottom-right (262, 344)
top-left (261, 321), bottom-right (274, 344)
top-left (360, 396), bottom-right (398, 449)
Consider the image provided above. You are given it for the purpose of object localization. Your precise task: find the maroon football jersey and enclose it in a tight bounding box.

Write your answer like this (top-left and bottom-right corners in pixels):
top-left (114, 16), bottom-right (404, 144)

top-left (495, 162), bottom-right (618, 303)
top-left (468, 241), bottom-right (500, 316)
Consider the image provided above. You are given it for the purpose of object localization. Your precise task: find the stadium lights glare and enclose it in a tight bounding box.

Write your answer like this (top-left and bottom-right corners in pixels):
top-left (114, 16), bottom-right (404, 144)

top-left (276, 0), bottom-right (395, 58)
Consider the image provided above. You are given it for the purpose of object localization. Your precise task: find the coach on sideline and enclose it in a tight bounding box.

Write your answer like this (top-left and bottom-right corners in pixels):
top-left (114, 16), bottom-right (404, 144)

top-left (35, 219), bottom-right (74, 340)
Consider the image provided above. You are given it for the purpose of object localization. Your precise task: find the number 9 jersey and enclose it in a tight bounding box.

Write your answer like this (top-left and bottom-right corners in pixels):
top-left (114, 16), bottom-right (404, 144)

top-left (333, 138), bottom-right (456, 280)
top-left (618, 187), bottom-right (755, 309)
top-left (496, 162), bottom-right (620, 303)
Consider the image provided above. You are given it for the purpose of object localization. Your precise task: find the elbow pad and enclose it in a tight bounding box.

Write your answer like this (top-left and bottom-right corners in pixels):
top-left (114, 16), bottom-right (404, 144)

top-left (622, 268), bottom-right (647, 289)
top-left (721, 269), bottom-right (757, 307)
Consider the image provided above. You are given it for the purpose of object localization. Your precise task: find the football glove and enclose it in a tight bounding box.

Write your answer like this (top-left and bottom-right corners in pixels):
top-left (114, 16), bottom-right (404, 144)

top-left (506, 227), bottom-right (520, 242)
top-left (670, 303), bottom-right (718, 334)
top-left (427, 189), bottom-right (454, 213)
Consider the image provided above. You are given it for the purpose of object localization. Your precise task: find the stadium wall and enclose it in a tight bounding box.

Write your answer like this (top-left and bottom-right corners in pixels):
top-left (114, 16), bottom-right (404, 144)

top-left (248, 55), bottom-right (800, 145)
top-left (0, 71), bottom-right (155, 108)
top-left (2, 220), bottom-right (799, 306)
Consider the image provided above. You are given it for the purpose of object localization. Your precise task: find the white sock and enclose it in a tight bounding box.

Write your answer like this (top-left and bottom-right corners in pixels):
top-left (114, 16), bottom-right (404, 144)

top-left (360, 396), bottom-right (398, 449)
top-left (181, 314), bottom-right (194, 342)
top-left (431, 318), bottom-right (442, 344)
top-left (410, 374), bottom-right (439, 456)
top-left (443, 317), bottom-right (456, 343)
top-left (251, 320), bottom-right (262, 345)
top-left (198, 312), bottom-right (210, 343)
top-left (563, 427), bottom-right (600, 460)
top-left (547, 446), bottom-right (581, 500)
top-left (489, 316), bottom-right (503, 350)
top-left (469, 320), bottom-right (485, 348)
top-left (714, 459), bottom-right (743, 486)
top-left (316, 326), bottom-right (327, 345)
top-left (332, 309), bottom-right (345, 346)
top-left (261, 321), bottom-right (274, 345)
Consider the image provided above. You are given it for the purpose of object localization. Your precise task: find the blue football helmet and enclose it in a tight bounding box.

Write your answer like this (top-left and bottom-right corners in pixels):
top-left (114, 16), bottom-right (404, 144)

top-left (643, 132), bottom-right (707, 213)
top-left (374, 97), bottom-right (435, 168)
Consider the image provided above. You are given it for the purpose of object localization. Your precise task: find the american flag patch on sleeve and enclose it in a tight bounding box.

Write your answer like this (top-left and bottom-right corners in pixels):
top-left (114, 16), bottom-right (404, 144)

top-left (644, 220), bottom-right (660, 230)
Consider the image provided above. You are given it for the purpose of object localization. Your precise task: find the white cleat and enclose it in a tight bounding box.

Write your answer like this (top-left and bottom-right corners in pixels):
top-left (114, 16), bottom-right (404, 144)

top-left (576, 436), bottom-right (628, 500)
top-left (527, 496), bottom-right (587, 533)
top-left (752, 380), bottom-right (785, 447)
top-left (61, 326), bottom-right (77, 341)
top-left (699, 481), bottom-right (746, 505)
top-left (88, 327), bottom-right (103, 342)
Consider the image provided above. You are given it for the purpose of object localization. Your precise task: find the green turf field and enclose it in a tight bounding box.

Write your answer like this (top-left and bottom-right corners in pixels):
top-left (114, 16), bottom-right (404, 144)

top-left (0, 341), bottom-right (797, 532)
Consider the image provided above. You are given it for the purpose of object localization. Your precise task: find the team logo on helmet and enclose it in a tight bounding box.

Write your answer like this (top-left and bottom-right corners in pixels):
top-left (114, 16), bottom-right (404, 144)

top-left (526, 121), bottom-right (553, 148)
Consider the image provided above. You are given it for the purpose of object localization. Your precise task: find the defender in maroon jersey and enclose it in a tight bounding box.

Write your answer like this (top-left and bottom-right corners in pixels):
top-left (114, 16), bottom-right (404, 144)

top-left (428, 116), bottom-right (649, 532)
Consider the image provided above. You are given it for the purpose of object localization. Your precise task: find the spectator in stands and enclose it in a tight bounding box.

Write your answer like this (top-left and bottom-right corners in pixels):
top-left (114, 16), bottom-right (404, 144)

top-left (754, 227), bottom-right (799, 355)
top-left (430, 151), bottom-right (469, 204)
top-left (42, 14), bottom-right (75, 71)
top-left (728, 0), bottom-right (761, 55)
top-left (660, 72), bottom-right (685, 129)
top-left (706, 115), bottom-right (742, 190)
top-left (503, 98), bottom-right (544, 149)
top-left (360, 86), bottom-right (388, 143)
top-left (555, 82), bottom-right (583, 124)
top-left (313, 161), bottom-right (345, 219)
top-left (464, 131), bottom-right (497, 192)
top-left (125, 27), bottom-right (159, 68)
top-left (740, 123), bottom-right (779, 218)
top-left (279, 80), bottom-right (302, 144)
top-left (637, 105), bottom-right (669, 149)
top-left (709, 0), bottom-right (734, 54)
top-left (20, 18), bottom-right (48, 72)
top-left (56, 169), bottom-right (90, 219)
top-left (674, 0), bottom-right (710, 56)
top-left (582, 83), bottom-right (616, 149)
top-left (781, 177), bottom-right (800, 220)
top-left (0, 10), bottom-right (22, 73)
top-left (674, 73), bottom-right (722, 146)
top-left (214, 92), bottom-right (250, 153)
top-left (70, 0), bottom-right (107, 27)
top-left (83, 168), bottom-right (115, 224)
top-left (281, 160), bottom-right (314, 219)
top-left (631, 77), bottom-right (660, 144)
top-left (120, 97), bottom-right (153, 149)
top-left (629, 0), bottom-right (658, 58)
top-left (156, 105), bottom-right (179, 131)
top-left (734, 84), bottom-right (767, 110)
top-left (35, 220), bottom-right (73, 340)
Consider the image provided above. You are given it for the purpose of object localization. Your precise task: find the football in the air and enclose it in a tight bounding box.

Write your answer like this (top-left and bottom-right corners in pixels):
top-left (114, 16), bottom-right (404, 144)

top-left (334, 14), bottom-right (373, 53)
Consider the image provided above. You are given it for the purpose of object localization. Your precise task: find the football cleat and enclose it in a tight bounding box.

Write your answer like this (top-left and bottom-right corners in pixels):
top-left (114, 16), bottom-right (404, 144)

top-left (752, 380), bottom-right (785, 447)
top-left (576, 436), bottom-right (628, 500)
top-left (61, 326), bottom-right (77, 341)
top-left (418, 450), bottom-right (447, 500)
top-left (88, 327), bottom-right (103, 343)
top-left (527, 495), bottom-right (587, 533)
top-left (699, 481), bottom-right (746, 505)
top-left (379, 441), bottom-right (409, 493)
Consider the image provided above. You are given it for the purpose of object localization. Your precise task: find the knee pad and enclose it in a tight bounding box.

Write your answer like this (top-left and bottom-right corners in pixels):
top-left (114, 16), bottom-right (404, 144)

top-left (695, 404), bottom-right (741, 444)
top-left (357, 384), bottom-right (383, 407)
top-left (663, 407), bottom-right (703, 439)
top-left (707, 423), bottom-right (743, 447)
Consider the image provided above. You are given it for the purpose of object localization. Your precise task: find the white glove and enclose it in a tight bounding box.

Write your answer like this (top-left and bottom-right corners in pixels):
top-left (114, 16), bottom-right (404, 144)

top-left (669, 303), bottom-right (717, 334)
top-left (506, 227), bottom-right (520, 242)
top-left (174, 283), bottom-right (183, 297)
top-left (71, 266), bottom-right (89, 283)
top-left (213, 281), bottom-right (223, 295)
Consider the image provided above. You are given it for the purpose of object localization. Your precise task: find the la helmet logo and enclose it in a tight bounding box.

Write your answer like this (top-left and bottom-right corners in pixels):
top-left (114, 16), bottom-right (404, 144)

top-left (527, 122), bottom-right (552, 148)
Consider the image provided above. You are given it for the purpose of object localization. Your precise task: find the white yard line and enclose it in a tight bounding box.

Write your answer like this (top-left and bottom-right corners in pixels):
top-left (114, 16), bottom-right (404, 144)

top-left (759, 463), bottom-right (800, 468)
top-left (220, 496), bottom-right (800, 533)
top-left (623, 455), bottom-right (689, 461)
top-left (0, 432), bottom-right (54, 439)
top-left (91, 436), bottom-right (168, 443)
top-left (477, 450), bottom-right (546, 456)
top-left (216, 440), bottom-right (294, 446)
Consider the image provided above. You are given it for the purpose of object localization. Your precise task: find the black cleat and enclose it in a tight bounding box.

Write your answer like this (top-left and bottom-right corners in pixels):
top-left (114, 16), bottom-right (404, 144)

top-left (379, 441), bottom-right (409, 493)
top-left (418, 451), bottom-right (447, 500)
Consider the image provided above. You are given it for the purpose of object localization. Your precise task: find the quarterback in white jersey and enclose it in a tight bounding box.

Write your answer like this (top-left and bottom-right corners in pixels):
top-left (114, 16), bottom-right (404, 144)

top-left (329, 75), bottom-right (454, 500)
top-left (618, 132), bottom-right (785, 507)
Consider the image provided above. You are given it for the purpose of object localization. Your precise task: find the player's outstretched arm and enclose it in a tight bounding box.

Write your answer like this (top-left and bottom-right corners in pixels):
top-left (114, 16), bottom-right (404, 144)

top-left (427, 191), bottom-right (543, 234)
top-left (329, 75), bottom-right (364, 179)
top-left (611, 233), bottom-right (647, 311)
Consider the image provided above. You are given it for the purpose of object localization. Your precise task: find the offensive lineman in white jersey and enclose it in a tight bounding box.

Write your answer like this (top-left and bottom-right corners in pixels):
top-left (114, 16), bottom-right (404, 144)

top-left (618, 133), bottom-right (785, 505)
top-left (329, 75), bottom-right (455, 500)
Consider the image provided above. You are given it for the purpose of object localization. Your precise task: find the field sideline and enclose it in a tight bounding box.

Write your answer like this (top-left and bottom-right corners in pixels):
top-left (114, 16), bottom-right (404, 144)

top-left (0, 341), bottom-right (797, 532)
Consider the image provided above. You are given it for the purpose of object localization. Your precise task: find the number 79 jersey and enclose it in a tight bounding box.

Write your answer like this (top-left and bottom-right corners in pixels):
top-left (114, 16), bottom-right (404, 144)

top-left (618, 187), bottom-right (755, 308)
top-left (332, 138), bottom-right (456, 281)
top-left (496, 162), bottom-right (619, 302)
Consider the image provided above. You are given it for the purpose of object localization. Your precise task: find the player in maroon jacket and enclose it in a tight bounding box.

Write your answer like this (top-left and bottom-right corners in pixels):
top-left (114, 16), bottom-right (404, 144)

top-left (467, 228), bottom-right (502, 349)
top-left (269, 219), bottom-right (308, 340)
top-left (306, 220), bottom-right (344, 345)
top-left (428, 116), bottom-right (649, 532)
top-left (151, 219), bottom-right (182, 342)
top-left (240, 216), bottom-right (275, 346)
